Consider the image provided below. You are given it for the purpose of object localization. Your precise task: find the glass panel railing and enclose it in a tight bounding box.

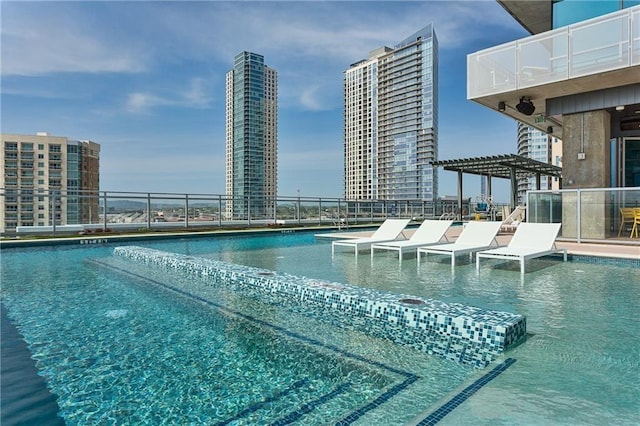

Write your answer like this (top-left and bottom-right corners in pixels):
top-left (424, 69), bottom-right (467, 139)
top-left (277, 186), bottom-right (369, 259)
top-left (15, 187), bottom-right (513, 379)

top-left (529, 187), bottom-right (640, 243)
top-left (570, 13), bottom-right (630, 78)
top-left (467, 6), bottom-right (639, 99)
top-left (467, 44), bottom-right (517, 98)
top-left (518, 30), bottom-right (568, 89)
top-left (527, 191), bottom-right (563, 224)
top-left (632, 8), bottom-right (640, 65)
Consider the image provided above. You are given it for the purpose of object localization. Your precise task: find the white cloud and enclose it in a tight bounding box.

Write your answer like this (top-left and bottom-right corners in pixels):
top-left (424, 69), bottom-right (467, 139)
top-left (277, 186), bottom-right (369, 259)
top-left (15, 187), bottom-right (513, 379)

top-left (178, 1), bottom-right (519, 62)
top-left (125, 78), bottom-right (214, 113)
top-left (1, 3), bottom-right (148, 76)
top-left (298, 86), bottom-right (327, 111)
top-left (182, 78), bottom-right (213, 107)
top-left (1, 1), bottom-right (521, 113)
top-left (125, 92), bottom-right (166, 113)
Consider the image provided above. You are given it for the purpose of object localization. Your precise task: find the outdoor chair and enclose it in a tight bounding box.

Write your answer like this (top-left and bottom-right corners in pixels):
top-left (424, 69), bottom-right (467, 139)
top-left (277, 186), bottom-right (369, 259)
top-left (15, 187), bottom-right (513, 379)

top-left (370, 220), bottom-right (453, 260)
top-left (630, 208), bottom-right (640, 239)
top-left (417, 221), bottom-right (503, 267)
top-left (332, 218), bottom-right (410, 255)
top-left (476, 222), bottom-right (567, 275)
top-left (618, 207), bottom-right (636, 237)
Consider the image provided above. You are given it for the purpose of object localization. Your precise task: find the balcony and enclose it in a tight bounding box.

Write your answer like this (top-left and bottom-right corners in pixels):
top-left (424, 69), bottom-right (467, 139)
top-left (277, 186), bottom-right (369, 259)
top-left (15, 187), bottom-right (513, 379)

top-left (467, 6), bottom-right (640, 134)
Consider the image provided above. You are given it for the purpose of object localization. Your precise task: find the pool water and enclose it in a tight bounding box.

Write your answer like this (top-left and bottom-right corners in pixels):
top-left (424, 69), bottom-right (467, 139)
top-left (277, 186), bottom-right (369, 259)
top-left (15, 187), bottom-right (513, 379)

top-left (1, 230), bottom-right (639, 425)
top-left (1, 237), bottom-right (473, 425)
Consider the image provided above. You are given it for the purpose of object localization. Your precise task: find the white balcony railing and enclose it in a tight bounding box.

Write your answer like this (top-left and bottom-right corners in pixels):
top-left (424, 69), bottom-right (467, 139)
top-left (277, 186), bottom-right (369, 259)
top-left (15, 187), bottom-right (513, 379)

top-left (468, 5), bottom-right (640, 99)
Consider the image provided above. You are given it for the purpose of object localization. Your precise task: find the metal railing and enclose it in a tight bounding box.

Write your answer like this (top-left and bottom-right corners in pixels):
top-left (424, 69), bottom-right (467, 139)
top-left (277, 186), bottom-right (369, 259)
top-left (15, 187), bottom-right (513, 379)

top-left (527, 187), bottom-right (640, 244)
top-left (1, 189), bottom-right (452, 236)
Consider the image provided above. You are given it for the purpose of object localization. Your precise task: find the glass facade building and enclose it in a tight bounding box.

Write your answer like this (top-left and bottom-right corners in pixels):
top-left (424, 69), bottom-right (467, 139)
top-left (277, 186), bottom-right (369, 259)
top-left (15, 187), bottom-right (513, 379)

top-left (344, 25), bottom-right (438, 202)
top-left (225, 52), bottom-right (278, 218)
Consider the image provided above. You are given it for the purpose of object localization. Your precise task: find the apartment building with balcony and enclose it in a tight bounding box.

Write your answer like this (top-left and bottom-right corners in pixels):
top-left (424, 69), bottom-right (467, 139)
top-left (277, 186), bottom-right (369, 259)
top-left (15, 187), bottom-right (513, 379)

top-left (468, 1), bottom-right (639, 238)
top-left (1, 132), bottom-right (100, 232)
top-left (344, 24), bottom-right (438, 202)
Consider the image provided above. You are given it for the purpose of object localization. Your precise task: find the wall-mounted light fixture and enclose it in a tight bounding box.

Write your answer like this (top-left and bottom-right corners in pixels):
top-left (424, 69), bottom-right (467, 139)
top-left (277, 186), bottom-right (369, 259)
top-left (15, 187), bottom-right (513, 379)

top-left (616, 105), bottom-right (625, 111)
top-left (516, 97), bottom-right (535, 116)
top-left (498, 101), bottom-right (506, 112)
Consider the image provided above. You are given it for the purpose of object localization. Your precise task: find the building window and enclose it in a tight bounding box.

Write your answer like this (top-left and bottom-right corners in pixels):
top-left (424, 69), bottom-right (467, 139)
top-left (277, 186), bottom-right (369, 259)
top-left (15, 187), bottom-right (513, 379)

top-left (553, 0), bottom-right (618, 28)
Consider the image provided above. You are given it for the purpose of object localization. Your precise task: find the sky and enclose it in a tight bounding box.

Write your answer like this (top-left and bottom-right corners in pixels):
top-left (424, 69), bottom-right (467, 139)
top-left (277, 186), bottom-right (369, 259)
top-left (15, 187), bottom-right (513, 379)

top-left (1, 0), bottom-right (530, 202)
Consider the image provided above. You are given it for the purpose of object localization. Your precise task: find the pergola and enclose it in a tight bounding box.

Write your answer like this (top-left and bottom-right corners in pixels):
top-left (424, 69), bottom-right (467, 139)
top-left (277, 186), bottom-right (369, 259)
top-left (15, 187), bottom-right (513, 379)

top-left (432, 154), bottom-right (563, 218)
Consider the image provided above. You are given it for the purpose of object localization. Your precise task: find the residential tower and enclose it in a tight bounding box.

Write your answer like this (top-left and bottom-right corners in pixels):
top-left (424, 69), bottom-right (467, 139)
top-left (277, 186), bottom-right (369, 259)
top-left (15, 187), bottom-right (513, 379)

top-left (344, 24), bottom-right (438, 202)
top-left (225, 51), bottom-right (278, 219)
top-left (0, 132), bottom-right (100, 232)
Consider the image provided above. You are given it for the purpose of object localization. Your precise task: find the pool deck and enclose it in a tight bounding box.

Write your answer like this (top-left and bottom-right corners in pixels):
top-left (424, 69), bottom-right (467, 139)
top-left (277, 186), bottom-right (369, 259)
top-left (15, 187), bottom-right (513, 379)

top-left (316, 227), bottom-right (640, 260)
top-left (1, 224), bottom-right (638, 260)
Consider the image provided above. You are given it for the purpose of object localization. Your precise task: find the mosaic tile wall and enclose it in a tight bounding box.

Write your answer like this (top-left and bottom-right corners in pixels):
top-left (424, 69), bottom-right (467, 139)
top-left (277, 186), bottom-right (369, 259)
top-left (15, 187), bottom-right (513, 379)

top-left (568, 254), bottom-right (640, 268)
top-left (114, 246), bottom-right (526, 368)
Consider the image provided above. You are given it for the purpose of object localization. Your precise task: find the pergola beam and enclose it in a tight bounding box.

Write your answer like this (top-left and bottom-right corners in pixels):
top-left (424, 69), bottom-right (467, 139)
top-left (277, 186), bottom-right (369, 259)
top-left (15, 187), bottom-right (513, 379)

top-left (433, 154), bottom-right (562, 213)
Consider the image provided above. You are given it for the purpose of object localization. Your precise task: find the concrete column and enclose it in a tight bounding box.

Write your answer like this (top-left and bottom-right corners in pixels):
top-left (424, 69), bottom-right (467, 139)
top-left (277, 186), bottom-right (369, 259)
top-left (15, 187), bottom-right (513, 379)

top-left (562, 110), bottom-right (611, 188)
top-left (561, 110), bottom-right (611, 239)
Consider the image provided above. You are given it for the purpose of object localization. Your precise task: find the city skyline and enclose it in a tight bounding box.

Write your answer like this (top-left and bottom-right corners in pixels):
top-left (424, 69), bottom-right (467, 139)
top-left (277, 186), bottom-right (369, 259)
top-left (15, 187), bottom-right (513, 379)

top-left (1, 1), bottom-right (528, 201)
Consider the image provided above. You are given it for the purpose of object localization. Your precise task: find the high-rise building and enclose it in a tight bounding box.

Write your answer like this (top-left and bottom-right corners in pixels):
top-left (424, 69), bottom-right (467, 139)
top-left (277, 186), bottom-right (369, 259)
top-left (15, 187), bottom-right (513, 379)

top-left (225, 51), bottom-right (278, 219)
top-left (344, 24), bottom-right (438, 202)
top-left (1, 132), bottom-right (100, 232)
top-left (516, 122), bottom-right (563, 202)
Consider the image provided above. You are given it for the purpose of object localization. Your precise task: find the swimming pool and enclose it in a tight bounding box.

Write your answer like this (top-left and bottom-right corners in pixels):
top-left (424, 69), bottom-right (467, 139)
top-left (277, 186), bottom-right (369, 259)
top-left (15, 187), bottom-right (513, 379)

top-left (1, 230), bottom-right (639, 425)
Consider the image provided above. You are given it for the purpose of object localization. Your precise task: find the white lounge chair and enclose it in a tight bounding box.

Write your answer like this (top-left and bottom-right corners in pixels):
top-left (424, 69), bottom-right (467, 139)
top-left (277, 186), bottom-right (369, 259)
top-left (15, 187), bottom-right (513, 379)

top-left (332, 218), bottom-right (410, 255)
top-left (501, 205), bottom-right (525, 233)
top-left (417, 221), bottom-right (503, 267)
top-left (476, 222), bottom-right (567, 274)
top-left (371, 220), bottom-right (453, 260)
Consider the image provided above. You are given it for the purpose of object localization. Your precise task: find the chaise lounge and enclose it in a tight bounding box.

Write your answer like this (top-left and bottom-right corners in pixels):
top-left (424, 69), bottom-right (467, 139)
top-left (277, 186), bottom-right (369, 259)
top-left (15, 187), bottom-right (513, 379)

top-left (332, 218), bottom-right (411, 256)
top-left (476, 222), bottom-right (567, 274)
top-left (370, 220), bottom-right (453, 260)
top-left (417, 221), bottom-right (503, 267)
